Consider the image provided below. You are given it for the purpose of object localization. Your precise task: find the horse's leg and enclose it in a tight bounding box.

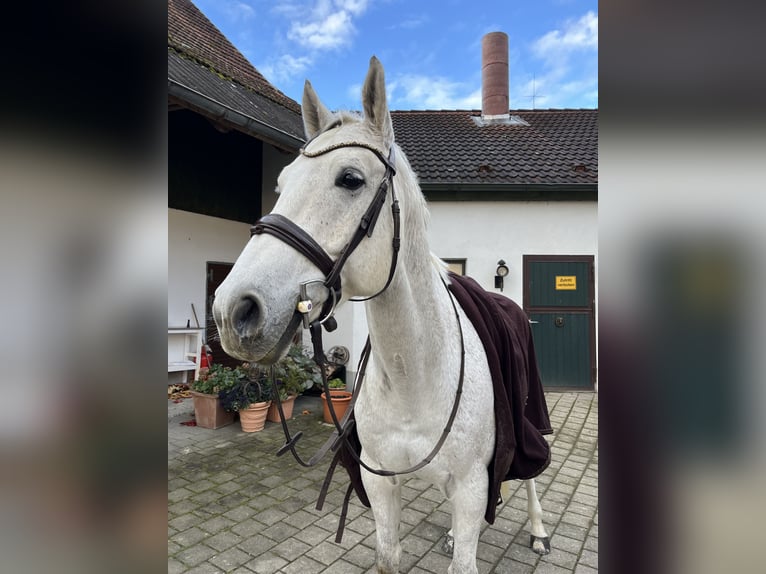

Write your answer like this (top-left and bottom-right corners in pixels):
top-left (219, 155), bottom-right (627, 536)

top-left (525, 478), bottom-right (550, 555)
top-left (362, 471), bottom-right (402, 574)
top-left (447, 467), bottom-right (488, 574)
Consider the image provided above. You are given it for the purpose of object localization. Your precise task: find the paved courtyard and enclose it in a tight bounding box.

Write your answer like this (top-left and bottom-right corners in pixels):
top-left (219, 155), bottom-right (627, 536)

top-left (169, 391), bottom-right (598, 573)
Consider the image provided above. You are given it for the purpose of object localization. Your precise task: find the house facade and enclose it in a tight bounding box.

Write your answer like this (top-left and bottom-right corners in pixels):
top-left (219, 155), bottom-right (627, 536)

top-left (167, 0), bottom-right (302, 380)
top-left (168, 3), bottom-right (597, 389)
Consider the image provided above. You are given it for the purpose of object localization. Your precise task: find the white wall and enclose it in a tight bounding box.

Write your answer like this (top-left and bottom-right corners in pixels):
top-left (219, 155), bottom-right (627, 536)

top-left (168, 208), bottom-right (251, 329)
top-left (426, 201), bottom-right (597, 305)
top-left (336, 200), bottom-right (598, 387)
top-left (168, 200), bottom-right (598, 388)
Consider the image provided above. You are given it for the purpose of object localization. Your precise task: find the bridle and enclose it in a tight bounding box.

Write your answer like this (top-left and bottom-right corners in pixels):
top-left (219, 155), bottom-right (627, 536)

top-left (250, 139), bottom-right (400, 337)
top-left (248, 135), bottom-right (464, 491)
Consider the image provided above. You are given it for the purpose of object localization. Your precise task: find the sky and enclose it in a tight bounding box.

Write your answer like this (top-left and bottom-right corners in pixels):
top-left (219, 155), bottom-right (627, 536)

top-left (192, 0), bottom-right (598, 112)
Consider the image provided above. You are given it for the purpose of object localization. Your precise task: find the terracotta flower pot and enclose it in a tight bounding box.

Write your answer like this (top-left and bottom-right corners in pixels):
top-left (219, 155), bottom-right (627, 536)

top-left (267, 395), bottom-right (297, 422)
top-left (238, 401), bottom-right (271, 432)
top-left (320, 390), bottom-right (353, 424)
top-left (190, 391), bottom-right (235, 429)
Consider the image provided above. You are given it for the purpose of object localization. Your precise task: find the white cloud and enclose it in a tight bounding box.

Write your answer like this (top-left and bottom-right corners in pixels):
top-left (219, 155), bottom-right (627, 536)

top-left (532, 10), bottom-right (598, 64)
top-left (287, 0), bottom-right (370, 51)
top-left (523, 11), bottom-right (598, 109)
top-left (260, 53), bottom-right (314, 85)
top-left (388, 75), bottom-right (481, 110)
top-left (222, 1), bottom-right (256, 22)
top-left (336, 0), bottom-right (368, 15)
top-left (289, 10), bottom-right (355, 50)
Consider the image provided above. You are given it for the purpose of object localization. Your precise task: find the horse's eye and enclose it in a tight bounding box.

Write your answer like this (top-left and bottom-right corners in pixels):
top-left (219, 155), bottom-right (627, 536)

top-left (337, 169), bottom-right (365, 191)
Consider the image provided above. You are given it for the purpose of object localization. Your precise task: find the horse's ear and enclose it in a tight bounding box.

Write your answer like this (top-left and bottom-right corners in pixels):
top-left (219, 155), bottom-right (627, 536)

top-left (302, 80), bottom-right (332, 140)
top-left (362, 56), bottom-right (394, 148)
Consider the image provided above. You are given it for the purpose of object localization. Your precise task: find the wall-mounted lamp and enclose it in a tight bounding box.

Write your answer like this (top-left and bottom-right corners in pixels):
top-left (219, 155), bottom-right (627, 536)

top-left (494, 259), bottom-right (509, 291)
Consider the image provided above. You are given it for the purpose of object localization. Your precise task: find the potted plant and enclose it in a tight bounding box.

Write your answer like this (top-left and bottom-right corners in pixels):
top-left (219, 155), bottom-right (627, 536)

top-left (267, 344), bottom-right (322, 422)
top-left (219, 364), bottom-right (272, 432)
top-left (321, 377), bottom-right (353, 424)
top-left (190, 364), bottom-right (237, 429)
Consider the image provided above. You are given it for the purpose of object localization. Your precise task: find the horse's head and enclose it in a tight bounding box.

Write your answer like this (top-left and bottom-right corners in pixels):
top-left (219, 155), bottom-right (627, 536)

top-left (213, 56), bottom-right (400, 363)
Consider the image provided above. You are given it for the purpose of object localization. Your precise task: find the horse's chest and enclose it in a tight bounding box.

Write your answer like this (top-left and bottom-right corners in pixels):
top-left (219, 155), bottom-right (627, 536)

top-left (355, 391), bottom-right (454, 472)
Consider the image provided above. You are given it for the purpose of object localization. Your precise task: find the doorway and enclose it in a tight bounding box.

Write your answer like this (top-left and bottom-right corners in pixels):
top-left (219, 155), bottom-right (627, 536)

top-left (523, 255), bottom-right (596, 389)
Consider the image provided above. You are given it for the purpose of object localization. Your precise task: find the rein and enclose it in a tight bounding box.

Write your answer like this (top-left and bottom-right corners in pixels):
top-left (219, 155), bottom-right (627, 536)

top-left (250, 138), bottom-right (464, 491)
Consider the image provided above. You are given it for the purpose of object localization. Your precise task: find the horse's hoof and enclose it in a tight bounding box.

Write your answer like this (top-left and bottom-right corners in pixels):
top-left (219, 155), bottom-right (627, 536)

top-left (441, 532), bottom-right (454, 555)
top-left (530, 535), bottom-right (550, 555)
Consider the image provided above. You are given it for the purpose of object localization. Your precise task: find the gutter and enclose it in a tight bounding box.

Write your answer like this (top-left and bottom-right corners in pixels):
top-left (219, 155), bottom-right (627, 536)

top-left (418, 182), bottom-right (598, 201)
top-left (168, 78), bottom-right (305, 152)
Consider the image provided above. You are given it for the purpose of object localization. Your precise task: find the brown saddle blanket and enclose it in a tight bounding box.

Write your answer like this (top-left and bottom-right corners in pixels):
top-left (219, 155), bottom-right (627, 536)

top-left (447, 272), bottom-right (552, 523)
top-left (335, 272), bottom-right (552, 526)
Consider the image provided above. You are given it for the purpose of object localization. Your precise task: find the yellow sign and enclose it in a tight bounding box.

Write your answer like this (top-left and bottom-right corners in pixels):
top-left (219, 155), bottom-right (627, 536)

top-left (555, 276), bottom-right (577, 290)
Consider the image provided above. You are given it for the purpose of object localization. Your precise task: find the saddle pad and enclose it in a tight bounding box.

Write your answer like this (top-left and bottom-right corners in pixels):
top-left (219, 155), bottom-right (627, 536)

top-left (447, 272), bottom-right (552, 523)
top-left (334, 272), bottom-right (553, 528)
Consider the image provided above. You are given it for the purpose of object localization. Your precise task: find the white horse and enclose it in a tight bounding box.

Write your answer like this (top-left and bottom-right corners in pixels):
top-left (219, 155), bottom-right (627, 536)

top-left (213, 56), bottom-right (549, 574)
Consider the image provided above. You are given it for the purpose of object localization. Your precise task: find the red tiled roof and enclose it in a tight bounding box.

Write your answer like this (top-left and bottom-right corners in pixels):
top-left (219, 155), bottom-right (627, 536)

top-left (391, 109), bottom-right (597, 186)
top-left (168, 0), bottom-right (300, 115)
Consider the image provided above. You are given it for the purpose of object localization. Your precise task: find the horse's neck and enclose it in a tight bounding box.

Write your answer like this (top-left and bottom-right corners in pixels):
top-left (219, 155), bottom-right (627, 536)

top-left (364, 246), bottom-right (457, 401)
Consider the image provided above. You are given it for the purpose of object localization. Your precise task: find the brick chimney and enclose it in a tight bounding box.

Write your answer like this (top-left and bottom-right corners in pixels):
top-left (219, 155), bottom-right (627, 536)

top-left (482, 31), bottom-right (509, 120)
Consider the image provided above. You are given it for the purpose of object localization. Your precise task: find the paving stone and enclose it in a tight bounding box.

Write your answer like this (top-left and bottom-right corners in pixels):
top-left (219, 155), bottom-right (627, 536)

top-left (260, 521), bottom-right (299, 542)
top-left (345, 515), bottom-right (377, 537)
top-left (271, 537), bottom-right (311, 561)
top-left (342, 543), bottom-right (377, 569)
top-left (550, 533), bottom-right (584, 555)
top-left (184, 562), bottom-right (229, 574)
top-left (208, 547), bottom-right (251, 571)
top-left (304, 539), bottom-right (348, 564)
top-left (584, 535), bottom-right (598, 552)
top-left (167, 392), bottom-right (597, 574)
top-left (229, 516), bottom-right (267, 537)
top-left (410, 519), bottom-right (447, 542)
top-left (579, 548), bottom-right (598, 569)
top-left (198, 515), bottom-right (235, 534)
top-left (243, 551), bottom-right (287, 574)
top-left (401, 533), bottom-right (435, 556)
top-left (203, 530), bottom-right (243, 552)
top-left (416, 550), bottom-right (453, 573)
top-left (279, 554), bottom-right (326, 574)
top-left (556, 521), bottom-right (589, 539)
top-left (321, 559), bottom-right (365, 573)
top-left (236, 533), bottom-right (276, 556)
top-left (401, 506), bottom-right (428, 526)
top-left (534, 561), bottom-right (576, 574)
top-left (170, 513), bottom-right (203, 532)
top-left (505, 541), bottom-right (540, 566)
top-left (476, 540), bottom-right (505, 563)
top-left (560, 512), bottom-right (593, 530)
top-left (494, 558), bottom-right (537, 573)
top-left (171, 526), bottom-right (210, 548)
top-left (176, 543), bottom-right (217, 567)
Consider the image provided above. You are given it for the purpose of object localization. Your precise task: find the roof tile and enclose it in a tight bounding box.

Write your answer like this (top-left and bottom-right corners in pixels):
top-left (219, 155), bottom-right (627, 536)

top-left (391, 109), bottom-right (597, 186)
top-left (168, 0), bottom-right (301, 116)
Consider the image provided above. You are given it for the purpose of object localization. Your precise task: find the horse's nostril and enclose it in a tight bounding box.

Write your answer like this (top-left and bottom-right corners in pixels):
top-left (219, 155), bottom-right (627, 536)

top-left (233, 295), bottom-right (262, 337)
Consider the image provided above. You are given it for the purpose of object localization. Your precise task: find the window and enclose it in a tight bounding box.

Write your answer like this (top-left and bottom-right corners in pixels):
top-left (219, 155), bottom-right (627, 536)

top-left (442, 258), bottom-right (466, 276)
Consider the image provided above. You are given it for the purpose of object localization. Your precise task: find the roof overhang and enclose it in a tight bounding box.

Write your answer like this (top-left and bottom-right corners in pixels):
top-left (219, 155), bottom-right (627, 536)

top-left (168, 78), bottom-right (305, 153)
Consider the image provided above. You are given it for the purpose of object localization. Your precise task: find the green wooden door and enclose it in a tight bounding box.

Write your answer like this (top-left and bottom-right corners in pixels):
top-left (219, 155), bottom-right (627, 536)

top-left (524, 256), bottom-right (596, 389)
